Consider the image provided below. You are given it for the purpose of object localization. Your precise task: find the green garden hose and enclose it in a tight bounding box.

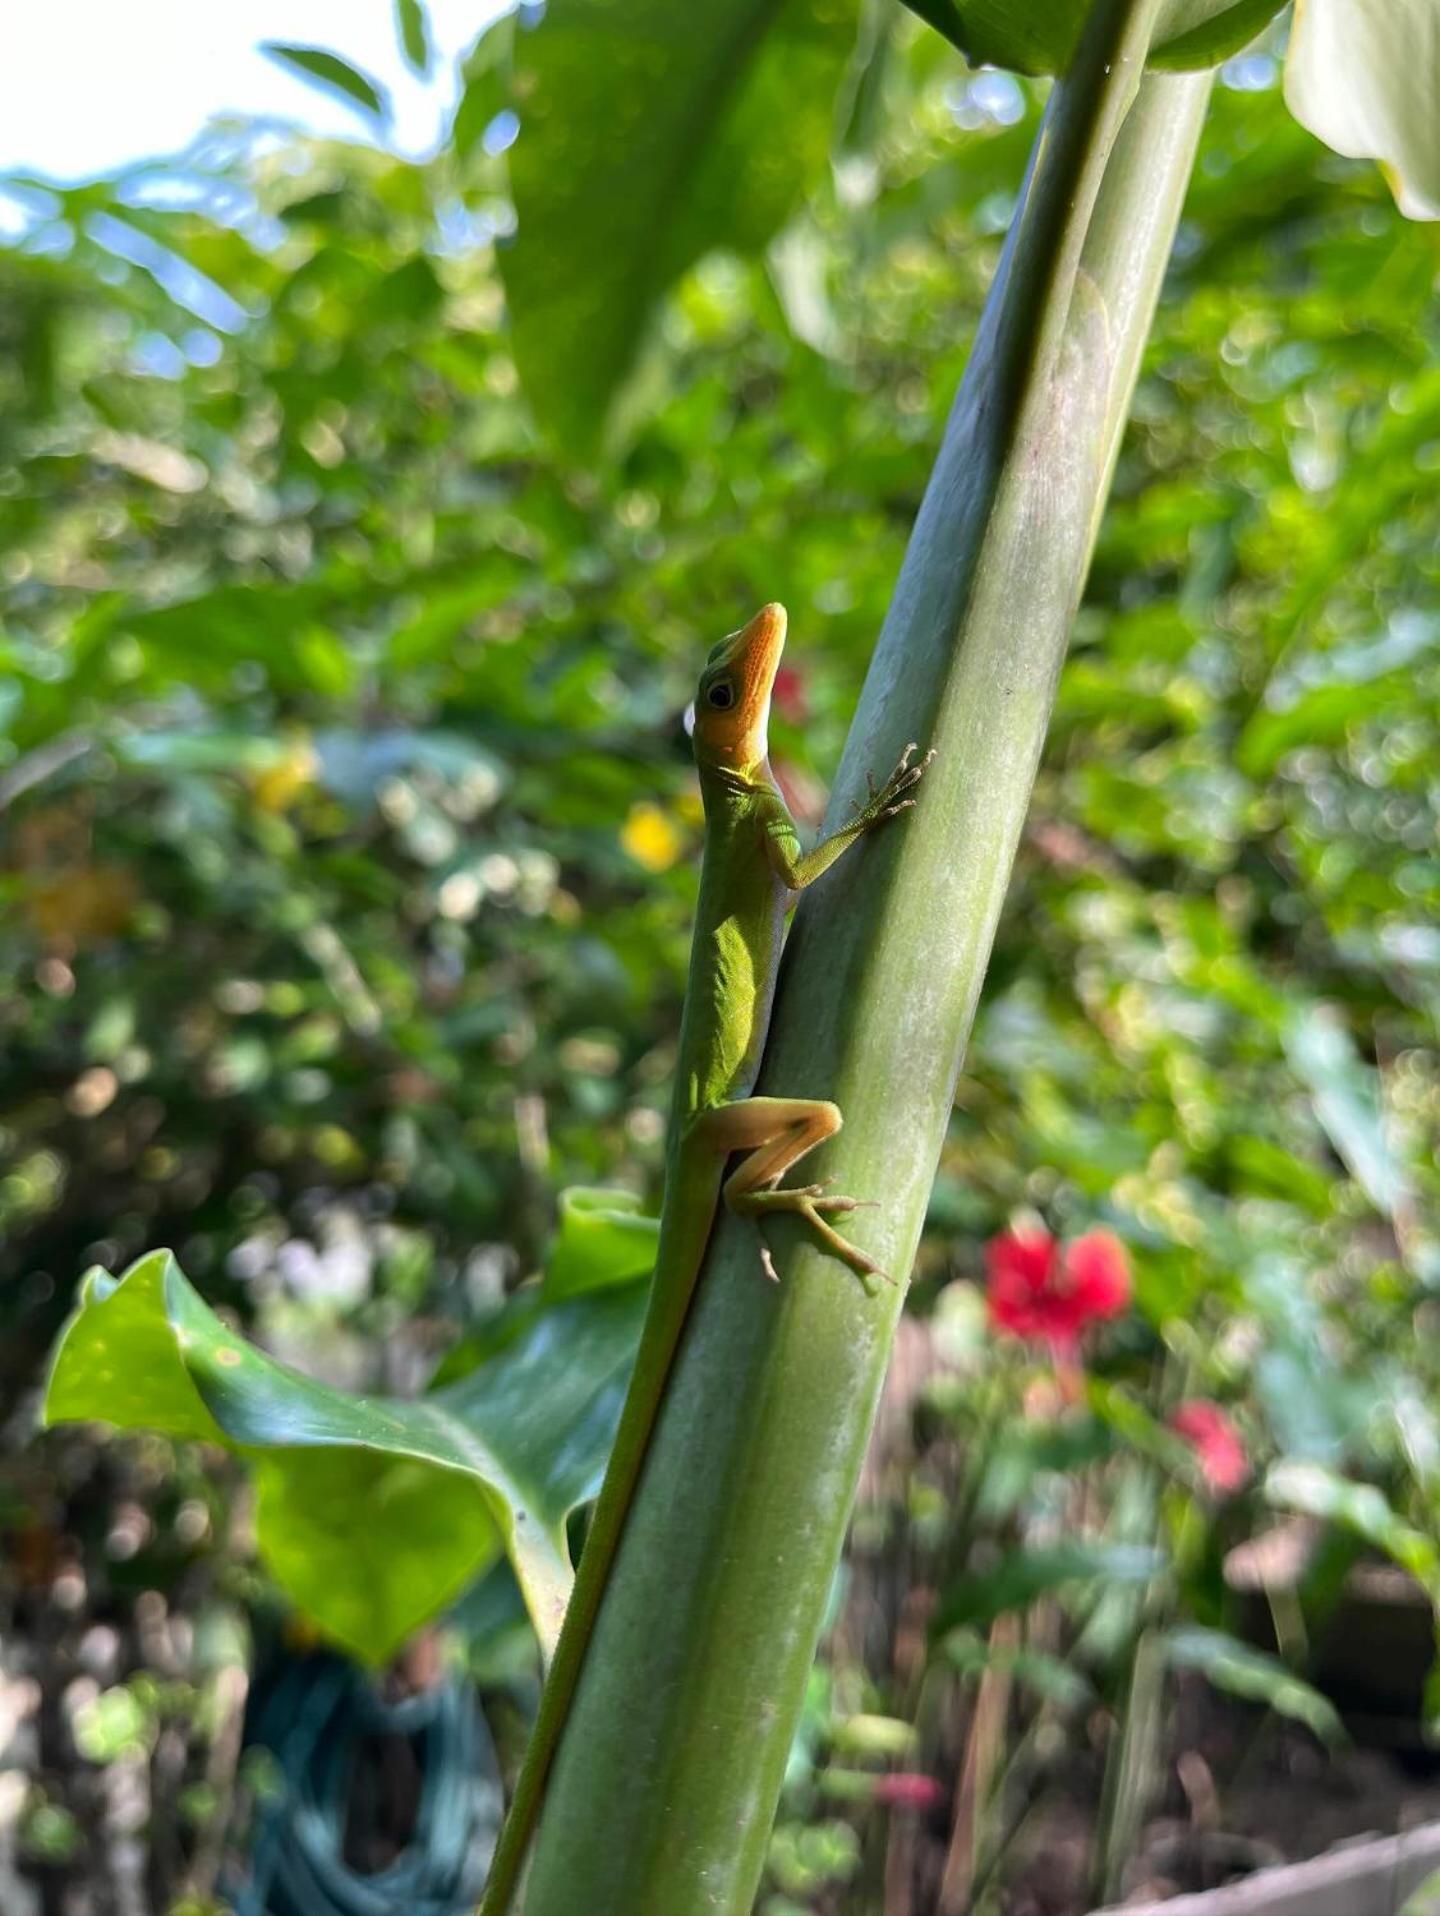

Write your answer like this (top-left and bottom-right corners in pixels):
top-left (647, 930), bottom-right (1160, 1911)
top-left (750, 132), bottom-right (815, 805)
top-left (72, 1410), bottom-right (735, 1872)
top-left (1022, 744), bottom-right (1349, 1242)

top-left (232, 1652), bottom-right (500, 1916)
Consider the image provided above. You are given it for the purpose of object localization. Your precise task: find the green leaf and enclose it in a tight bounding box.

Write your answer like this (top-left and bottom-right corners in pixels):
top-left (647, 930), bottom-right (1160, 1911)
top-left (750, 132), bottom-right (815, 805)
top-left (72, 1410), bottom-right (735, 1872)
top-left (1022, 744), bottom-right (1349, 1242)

top-left (262, 44), bottom-right (392, 126)
top-left (542, 1188), bottom-right (660, 1301)
top-left (940, 1627), bottom-right (1095, 1709)
top-left (1285, 0), bottom-right (1440, 221)
top-left (113, 731), bottom-right (294, 778)
top-left (451, 15), bottom-right (516, 161)
top-left (899, 0), bottom-right (1074, 69)
top-left (252, 1448), bottom-right (498, 1667)
top-left (1164, 1625), bottom-right (1345, 1742)
top-left (898, 0), bottom-right (1284, 74)
top-left (501, 0), bottom-right (861, 456)
top-left (44, 1261), bottom-right (226, 1445)
top-left (896, 0), bottom-right (971, 59)
top-left (396, 0), bottom-right (431, 76)
top-left (1266, 1460), bottom-right (1440, 1600)
top-left (42, 1250), bottom-right (647, 1664)
top-left (1283, 1004), bottom-right (1413, 1220)
top-left (1225, 1135), bottom-right (1336, 1214)
top-left (1149, 0), bottom-right (1287, 69)
top-left (1238, 615), bottom-right (1440, 775)
top-left (114, 584), bottom-right (344, 693)
top-left (934, 1541), bottom-right (1162, 1632)
top-left (384, 561), bottom-right (527, 669)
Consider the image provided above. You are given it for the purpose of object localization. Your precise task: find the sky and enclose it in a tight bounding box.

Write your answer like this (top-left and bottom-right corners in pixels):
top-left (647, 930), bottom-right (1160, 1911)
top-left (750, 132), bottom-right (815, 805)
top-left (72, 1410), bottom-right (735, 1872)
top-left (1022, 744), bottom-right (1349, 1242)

top-left (1, 0), bottom-right (503, 182)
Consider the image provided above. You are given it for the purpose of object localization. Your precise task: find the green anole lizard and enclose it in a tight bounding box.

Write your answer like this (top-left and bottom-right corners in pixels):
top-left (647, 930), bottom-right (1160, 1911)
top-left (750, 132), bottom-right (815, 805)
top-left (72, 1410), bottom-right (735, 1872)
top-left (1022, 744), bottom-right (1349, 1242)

top-left (478, 602), bottom-right (931, 1913)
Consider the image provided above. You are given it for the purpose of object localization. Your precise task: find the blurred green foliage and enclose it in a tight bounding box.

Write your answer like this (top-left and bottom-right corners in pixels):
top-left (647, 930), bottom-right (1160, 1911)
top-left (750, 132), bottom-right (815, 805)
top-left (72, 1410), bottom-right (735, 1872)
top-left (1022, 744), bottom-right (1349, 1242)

top-left (3, 6), bottom-right (1439, 1906)
top-left (4, 19), bottom-right (1434, 1447)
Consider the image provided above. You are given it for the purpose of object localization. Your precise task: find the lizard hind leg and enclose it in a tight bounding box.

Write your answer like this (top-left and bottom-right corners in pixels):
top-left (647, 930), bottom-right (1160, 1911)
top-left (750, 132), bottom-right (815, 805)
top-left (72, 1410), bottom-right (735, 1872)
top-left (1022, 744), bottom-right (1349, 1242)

top-left (697, 1095), bottom-right (888, 1288)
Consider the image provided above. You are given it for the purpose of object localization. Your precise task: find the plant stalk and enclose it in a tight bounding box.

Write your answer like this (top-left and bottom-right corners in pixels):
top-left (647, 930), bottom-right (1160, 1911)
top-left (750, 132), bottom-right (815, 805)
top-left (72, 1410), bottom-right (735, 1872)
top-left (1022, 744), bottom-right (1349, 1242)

top-left (522, 10), bottom-right (1212, 1909)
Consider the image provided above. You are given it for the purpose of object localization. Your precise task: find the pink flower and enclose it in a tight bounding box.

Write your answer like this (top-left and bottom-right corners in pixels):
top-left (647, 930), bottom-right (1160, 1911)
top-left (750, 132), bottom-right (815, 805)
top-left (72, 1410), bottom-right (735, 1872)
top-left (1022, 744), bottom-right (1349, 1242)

top-left (872, 1772), bottom-right (947, 1812)
top-left (1171, 1401), bottom-right (1250, 1495)
top-left (985, 1227), bottom-right (1131, 1360)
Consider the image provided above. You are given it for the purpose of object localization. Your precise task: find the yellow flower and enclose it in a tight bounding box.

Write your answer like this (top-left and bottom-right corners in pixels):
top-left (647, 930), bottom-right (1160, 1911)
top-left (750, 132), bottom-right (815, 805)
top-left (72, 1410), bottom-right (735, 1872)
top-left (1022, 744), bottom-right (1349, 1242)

top-left (621, 801), bottom-right (684, 872)
top-left (252, 734), bottom-right (319, 813)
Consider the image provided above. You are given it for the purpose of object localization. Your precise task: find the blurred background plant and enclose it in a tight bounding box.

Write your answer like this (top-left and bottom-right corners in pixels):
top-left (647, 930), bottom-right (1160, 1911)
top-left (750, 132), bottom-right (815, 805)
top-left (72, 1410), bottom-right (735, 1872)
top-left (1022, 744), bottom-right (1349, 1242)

top-left (2, 2), bottom-right (1438, 1911)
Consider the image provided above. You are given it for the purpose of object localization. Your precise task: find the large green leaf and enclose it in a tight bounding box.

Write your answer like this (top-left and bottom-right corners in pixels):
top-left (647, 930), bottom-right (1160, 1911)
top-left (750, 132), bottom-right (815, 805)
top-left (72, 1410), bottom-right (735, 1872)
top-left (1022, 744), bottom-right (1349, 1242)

top-left (1285, 0), bottom-right (1440, 220)
top-left (899, 0), bottom-right (1285, 73)
top-left (43, 1245), bottom-right (649, 1665)
top-left (501, 0), bottom-right (861, 456)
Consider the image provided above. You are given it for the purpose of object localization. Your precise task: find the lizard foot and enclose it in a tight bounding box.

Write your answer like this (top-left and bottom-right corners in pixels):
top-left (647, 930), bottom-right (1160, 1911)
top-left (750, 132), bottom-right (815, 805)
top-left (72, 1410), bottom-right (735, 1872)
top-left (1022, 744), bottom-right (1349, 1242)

top-left (735, 1185), bottom-right (891, 1289)
top-left (854, 741), bottom-right (937, 827)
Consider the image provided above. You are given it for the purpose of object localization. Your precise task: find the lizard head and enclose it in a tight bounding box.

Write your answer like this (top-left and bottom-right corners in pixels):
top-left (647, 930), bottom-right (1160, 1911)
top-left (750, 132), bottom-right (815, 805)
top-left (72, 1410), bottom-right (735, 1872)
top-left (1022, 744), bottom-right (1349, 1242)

top-left (692, 602), bottom-right (786, 773)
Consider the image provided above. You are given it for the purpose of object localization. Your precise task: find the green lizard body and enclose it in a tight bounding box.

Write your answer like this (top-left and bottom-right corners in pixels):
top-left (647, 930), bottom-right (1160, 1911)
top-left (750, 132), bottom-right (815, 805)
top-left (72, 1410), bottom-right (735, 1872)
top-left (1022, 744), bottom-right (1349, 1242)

top-left (478, 603), bottom-right (929, 1913)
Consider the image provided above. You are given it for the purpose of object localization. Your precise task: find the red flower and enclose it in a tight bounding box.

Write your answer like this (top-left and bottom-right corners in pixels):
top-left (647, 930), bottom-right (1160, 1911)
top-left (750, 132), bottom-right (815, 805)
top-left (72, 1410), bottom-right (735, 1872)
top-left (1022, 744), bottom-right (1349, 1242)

top-left (985, 1227), bottom-right (1131, 1359)
top-left (772, 664), bottom-right (809, 723)
top-left (1171, 1401), bottom-right (1250, 1495)
top-left (872, 1772), bottom-right (947, 1812)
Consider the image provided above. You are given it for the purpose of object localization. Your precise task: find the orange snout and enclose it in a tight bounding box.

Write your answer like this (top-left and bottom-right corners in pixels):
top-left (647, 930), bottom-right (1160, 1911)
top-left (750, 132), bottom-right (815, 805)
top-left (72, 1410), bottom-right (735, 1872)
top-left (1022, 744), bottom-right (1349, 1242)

top-left (695, 603), bottom-right (787, 768)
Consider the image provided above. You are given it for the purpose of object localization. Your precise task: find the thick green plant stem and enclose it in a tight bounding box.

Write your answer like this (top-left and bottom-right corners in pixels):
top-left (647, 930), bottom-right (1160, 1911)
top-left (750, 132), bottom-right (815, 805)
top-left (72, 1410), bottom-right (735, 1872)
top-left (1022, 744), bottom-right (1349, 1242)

top-left (520, 16), bottom-right (1212, 1914)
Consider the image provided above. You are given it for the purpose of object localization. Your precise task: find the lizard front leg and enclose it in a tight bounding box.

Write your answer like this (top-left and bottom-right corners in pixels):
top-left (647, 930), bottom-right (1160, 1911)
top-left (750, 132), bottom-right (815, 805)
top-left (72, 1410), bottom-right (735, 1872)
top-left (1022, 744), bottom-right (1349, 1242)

top-left (762, 743), bottom-right (935, 892)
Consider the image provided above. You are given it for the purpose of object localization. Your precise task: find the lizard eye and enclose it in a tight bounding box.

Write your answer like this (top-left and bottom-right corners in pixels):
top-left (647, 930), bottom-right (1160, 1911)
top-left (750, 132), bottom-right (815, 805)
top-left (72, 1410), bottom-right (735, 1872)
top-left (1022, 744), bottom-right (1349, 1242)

top-left (706, 681), bottom-right (735, 710)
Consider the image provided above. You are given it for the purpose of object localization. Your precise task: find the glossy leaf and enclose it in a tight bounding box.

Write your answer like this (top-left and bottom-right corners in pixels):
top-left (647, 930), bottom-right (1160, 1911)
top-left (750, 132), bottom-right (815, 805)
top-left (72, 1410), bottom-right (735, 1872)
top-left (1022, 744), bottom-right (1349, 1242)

top-left (501, 0), bottom-right (860, 454)
top-left (899, 0), bottom-right (1285, 73)
top-left (1150, 0), bottom-right (1286, 64)
top-left (43, 1248), bottom-right (648, 1664)
top-left (543, 1188), bottom-right (660, 1301)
